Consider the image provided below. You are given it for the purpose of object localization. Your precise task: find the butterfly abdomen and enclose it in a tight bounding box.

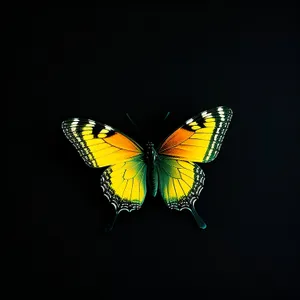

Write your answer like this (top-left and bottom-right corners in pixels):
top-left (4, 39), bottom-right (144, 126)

top-left (145, 142), bottom-right (158, 197)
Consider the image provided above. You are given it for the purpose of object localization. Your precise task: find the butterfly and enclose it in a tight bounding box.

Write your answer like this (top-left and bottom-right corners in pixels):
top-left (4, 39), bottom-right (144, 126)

top-left (61, 106), bottom-right (233, 230)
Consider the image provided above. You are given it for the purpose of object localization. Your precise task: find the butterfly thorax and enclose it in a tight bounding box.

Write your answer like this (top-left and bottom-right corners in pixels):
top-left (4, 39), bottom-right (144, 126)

top-left (144, 141), bottom-right (159, 197)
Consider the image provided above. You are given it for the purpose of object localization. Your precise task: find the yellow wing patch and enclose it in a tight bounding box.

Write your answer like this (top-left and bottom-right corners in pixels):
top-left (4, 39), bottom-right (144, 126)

top-left (158, 106), bottom-right (233, 163)
top-left (100, 157), bottom-right (147, 213)
top-left (62, 119), bottom-right (143, 168)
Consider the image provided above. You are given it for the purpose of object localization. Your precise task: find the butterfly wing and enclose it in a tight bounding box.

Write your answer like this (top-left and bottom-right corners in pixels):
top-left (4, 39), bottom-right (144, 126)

top-left (61, 118), bottom-right (143, 168)
top-left (156, 106), bottom-right (233, 228)
top-left (100, 156), bottom-right (147, 214)
top-left (62, 118), bottom-right (147, 230)
top-left (156, 157), bottom-right (206, 229)
top-left (158, 106), bottom-right (233, 163)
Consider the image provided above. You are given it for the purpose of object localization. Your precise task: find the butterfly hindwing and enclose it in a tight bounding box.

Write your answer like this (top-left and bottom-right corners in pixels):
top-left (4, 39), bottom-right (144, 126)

top-left (61, 118), bottom-right (143, 168)
top-left (156, 157), bottom-right (206, 229)
top-left (158, 106), bottom-right (233, 163)
top-left (100, 156), bottom-right (147, 213)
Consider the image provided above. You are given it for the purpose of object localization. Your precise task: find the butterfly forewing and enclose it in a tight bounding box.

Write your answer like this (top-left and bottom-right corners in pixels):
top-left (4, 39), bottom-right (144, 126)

top-left (158, 106), bottom-right (233, 163)
top-left (61, 118), bottom-right (143, 168)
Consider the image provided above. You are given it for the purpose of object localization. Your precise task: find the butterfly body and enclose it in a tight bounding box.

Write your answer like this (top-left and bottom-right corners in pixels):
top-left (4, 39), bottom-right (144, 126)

top-left (144, 141), bottom-right (159, 197)
top-left (62, 106), bottom-right (233, 230)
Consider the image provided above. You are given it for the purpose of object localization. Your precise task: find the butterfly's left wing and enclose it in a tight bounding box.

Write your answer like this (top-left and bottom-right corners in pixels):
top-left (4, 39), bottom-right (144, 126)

top-left (156, 157), bottom-right (206, 229)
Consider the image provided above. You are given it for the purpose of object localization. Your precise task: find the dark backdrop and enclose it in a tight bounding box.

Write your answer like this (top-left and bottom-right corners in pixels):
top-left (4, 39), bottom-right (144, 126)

top-left (13, 3), bottom-right (299, 297)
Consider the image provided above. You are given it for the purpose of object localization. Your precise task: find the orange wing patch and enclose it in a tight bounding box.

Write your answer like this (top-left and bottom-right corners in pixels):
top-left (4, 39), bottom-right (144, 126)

top-left (159, 128), bottom-right (194, 152)
top-left (62, 118), bottom-right (143, 168)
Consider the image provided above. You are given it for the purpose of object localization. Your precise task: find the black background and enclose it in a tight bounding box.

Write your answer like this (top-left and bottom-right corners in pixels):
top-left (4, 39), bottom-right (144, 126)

top-left (13, 3), bottom-right (299, 296)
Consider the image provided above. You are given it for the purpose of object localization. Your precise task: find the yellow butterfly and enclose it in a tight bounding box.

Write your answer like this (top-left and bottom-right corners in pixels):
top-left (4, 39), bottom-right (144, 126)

top-left (62, 106), bottom-right (233, 230)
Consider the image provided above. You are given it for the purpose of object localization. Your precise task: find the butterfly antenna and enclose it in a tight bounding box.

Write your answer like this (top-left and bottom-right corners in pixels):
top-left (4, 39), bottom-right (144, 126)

top-left (164, 112), bottom-right (171, 121)
top-left (126, 113), bottom-right (138, 127)
top-left (105, 212), bottom-right (119, 232)
top-left (190, 206), bottom-right (207, 229)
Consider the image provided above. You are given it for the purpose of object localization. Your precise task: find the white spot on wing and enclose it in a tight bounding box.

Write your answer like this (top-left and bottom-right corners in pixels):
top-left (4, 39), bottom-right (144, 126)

top-left (186, 118), bottom-right (194, 124)
top-left (71, 119), bottom-right (79, 129)
top-left (105, 124), bottom-right (113, 130)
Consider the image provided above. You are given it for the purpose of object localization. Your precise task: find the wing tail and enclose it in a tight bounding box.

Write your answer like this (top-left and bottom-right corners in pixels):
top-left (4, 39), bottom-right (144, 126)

top-left (190, 205), bottom-right (207, 229)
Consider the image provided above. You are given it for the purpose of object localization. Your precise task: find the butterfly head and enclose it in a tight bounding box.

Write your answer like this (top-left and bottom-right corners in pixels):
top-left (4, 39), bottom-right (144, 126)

top-left (145, 141), bottom-right (157, 163)
top-left (146, 141), bottom-right (154, 146)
